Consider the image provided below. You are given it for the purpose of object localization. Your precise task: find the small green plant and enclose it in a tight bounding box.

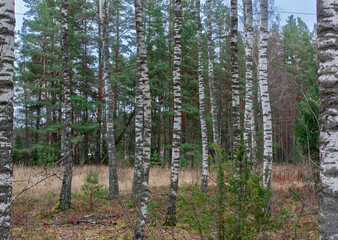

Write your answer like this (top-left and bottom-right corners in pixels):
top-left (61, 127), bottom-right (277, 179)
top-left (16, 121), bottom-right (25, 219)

top-left (81, 170), bottom-right (107, 210)
top-left (150, 149), bottom-right (161, 167)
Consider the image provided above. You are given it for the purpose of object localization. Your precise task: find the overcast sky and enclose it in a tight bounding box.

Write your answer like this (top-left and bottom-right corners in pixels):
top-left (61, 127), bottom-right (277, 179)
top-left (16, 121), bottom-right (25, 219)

top-left (15, 0), bottom-right (317, 32)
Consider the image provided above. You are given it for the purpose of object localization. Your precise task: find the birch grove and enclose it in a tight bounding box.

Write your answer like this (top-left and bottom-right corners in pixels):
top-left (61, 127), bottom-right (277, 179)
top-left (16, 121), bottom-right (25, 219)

top-left (196, 0), bottom-right (210, 194)
top-left (317, 0), bottom-right (338, 238)
top-left (102, 0), bottom-right (119, 200)
top-left (0, 0), bottom-right (14, 238)
top-left (59, 0), bottom-right (74, 211)
top-left (165, 0), bottom-right (182, 227)
top-left (3, 0), bottom-right (334, 238)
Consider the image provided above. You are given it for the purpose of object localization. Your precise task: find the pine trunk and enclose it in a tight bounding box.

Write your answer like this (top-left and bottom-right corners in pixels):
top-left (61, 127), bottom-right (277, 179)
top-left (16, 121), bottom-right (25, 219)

top-left (243, 0), bottom-right (254, 162)
top-left (259, 0), bottom-right (273, 190)
top-left (102, 0), bottom-right (119, 200)
top-left (134, 0), bottom-right (152, 238)
top-left (196, 0), bottom-right (209, 193)
top-left (231, 0), bottom-right (240, 159)
top-left (59, 0), bottom-right (73, 211)
top-left (317, 0), bottom-right (338, 238)
top-left (0, 0), bottom-right (14, 238)
top-left (165, 0), bottom-right (182, 226)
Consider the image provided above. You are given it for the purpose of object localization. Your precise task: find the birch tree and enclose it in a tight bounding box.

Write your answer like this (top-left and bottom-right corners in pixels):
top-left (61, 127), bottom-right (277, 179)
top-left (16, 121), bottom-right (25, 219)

top-left (230, 0), bottom-right (240, 159)
top-left (59, 0), bottom-right (74, 211)
top-left (102, 0), bottom-right (119, 199)
top-left (0, 0), bottom-right (14, 238)
top-left (196, 0), bottom-right (209, 194)
top-left (134, 0), bottom-right (152, 238)
top-left (165, 0), bottom-right (182, 226)
top-left (207, 0), bottom-right (220, 151)
top-left (243, 0), bottom-right (255, 162)
top-left (131, 4), bottom-right (145, 201)
top-left (317, 0), bottom-right (338, 238)
top-left (259, 0), bottom-right (273, 190)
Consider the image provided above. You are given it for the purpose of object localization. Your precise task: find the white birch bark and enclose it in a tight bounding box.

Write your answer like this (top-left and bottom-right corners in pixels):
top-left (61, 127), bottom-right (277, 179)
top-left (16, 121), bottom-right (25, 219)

top-left (59, 0), bottom-right (74, 211)
top-left (243, 0), bottom-right (255, 162)
top-left (0, 0), bottom-right (14, 238)
top-left (317, 0), bottom-right (338, 238)
top-left (207, 0), bottom-right (220, 150)
top-left (259, 0), bottom-right (273, 190)
top-left (131, 0), bottom-right (144, 200)
top-left (102, 0), bottom-right (119, 200)
top-left (231, 0), bottom-right (240, 159)
top-left (165, 0), bottom-right (182, 226)
top-left (196, 0), bottom-right (209, 194)
top-left (134, 0), bottom-right (152, 238)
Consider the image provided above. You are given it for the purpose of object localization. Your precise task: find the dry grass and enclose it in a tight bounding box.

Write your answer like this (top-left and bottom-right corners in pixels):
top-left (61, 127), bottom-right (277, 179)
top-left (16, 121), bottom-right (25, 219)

top-left (12, 165), bottom-right (203, 199)
top-left (11, 164), bottom-right (317, 239)
top-left (271, 165), bottom-right (306, 192)
top-left (12, 164), bottom-right (306, 199)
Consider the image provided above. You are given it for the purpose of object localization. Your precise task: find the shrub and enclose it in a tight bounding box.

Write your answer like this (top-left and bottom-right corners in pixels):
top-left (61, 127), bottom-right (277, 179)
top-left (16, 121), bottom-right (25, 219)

top-left (178, 144), bottom-right (272, 239)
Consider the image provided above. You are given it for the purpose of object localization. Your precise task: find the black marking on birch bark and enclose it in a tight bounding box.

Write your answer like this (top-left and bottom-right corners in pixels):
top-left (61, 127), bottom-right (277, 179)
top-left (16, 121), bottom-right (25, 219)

top-left (165, 0), bottom-right (182, 227)
top-left (317, 0), bottom-right (338, 239)
top-left (0, 0), bottom-right (14, 238)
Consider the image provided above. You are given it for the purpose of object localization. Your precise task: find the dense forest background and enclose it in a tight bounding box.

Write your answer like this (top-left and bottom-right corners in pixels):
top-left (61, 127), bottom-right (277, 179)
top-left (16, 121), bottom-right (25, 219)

top-left (13, 0), bottom-right (318, 169)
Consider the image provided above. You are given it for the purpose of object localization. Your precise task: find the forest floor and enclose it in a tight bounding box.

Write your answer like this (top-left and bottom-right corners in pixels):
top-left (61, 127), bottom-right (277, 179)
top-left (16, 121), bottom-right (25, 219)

top-left (11, 165), bottom-right (318, 239)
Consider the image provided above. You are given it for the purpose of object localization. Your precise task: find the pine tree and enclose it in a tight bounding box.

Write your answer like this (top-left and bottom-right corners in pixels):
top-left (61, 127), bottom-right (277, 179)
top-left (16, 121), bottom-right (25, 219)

top-left (317, 0), bottom-right (338, 238)
top-left (165, 0), bottom-right (182, 226)
top-left (0, 0), bottom-right (15, 238)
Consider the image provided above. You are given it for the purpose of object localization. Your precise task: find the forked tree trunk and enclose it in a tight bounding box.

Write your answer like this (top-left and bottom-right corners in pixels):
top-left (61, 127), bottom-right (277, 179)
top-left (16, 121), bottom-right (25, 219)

top-left (317, 0), bottom-right (338, 238)
top-left (0, 0), bottom-right (15, 238)
top-left (259, 0), bottom-right (273, 190)
top-left (207, 0), bottom-right (220, 150)
top-left (230, 0), bottom-right (240, 159)
top-left (243, 0), bottom-right (254, 162)
top-left (196, 0), bottom-right (209, 194)
top-left (134, 0), bottom-right (152, 239)
top-left (59, 0), bottom-right (74, 211)
top-left (102, 0), bottom-right (119, 200)
top-left (165, 0), bottom-right (182, 226)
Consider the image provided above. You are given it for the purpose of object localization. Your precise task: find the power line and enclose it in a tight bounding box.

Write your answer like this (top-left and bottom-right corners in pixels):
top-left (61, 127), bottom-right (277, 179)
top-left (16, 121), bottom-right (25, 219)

top-left (276, 11), bottom-right (316, 16)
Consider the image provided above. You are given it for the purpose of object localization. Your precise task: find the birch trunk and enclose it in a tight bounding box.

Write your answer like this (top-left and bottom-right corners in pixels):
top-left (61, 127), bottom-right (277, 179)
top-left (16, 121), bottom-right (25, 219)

top-left (231, 0), bottom-right (240, 159)
top-left (165, 0), bottom-right (182, 226)
top-left (102, 0), bottom-right (119, 200)
top-left (134, 0), bottom-right (152, 238)
top-left (131, 1), bottom-right (145, 200)
top-left (196, 0), bottom-right (209, 194)
top-left (259, 0), bottom-right (273, 190)
top-left (243, 0), bottom-right (254, 162)
top-left (207, 0), bottom-right (220, 150)
top-left (0, 0), bottom-right (14, 238)
top-left (317, 0), bottom-right (338, 238)
top-left (59, 0), bottom-right (74, 211)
